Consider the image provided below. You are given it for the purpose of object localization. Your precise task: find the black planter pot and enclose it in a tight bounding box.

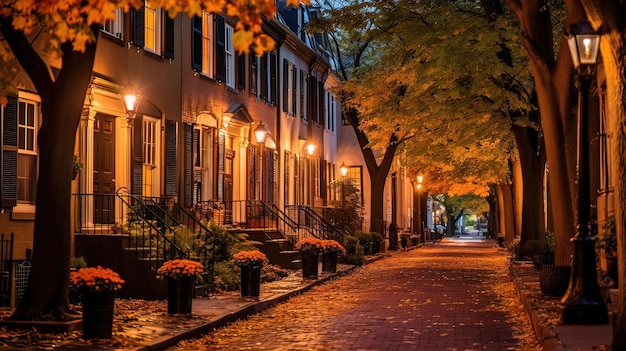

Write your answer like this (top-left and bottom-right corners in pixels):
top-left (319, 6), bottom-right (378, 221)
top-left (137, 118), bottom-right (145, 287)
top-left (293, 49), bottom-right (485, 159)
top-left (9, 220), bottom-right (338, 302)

top-left (532, 253), bottom-right (554, 270)
top-left (372, 240), bottom-right (381, 254)
top-left (82, 290), bottom-right (115, 339)
top-left (167, 276), bottom-right (195, 314)
top-left (240, 265), bottom-right (262, 297)
top-left (322, 252), bottom-right (338, 273)
top-left (301, 251), bottom-right (320, 279)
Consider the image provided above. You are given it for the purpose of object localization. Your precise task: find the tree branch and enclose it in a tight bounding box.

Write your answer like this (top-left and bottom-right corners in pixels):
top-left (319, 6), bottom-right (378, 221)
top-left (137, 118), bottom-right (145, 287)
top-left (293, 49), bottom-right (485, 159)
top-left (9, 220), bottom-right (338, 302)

top-left (0, 18), bottom-right (54, 96)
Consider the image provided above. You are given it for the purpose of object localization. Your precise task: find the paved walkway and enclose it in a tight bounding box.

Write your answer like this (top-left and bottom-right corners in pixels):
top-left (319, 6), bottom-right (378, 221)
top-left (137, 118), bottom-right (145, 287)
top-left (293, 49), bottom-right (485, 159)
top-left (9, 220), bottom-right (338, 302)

top-left (166, 238), bottom-right (540, 351)
top-left (0, 238), bottom-right (545, 350)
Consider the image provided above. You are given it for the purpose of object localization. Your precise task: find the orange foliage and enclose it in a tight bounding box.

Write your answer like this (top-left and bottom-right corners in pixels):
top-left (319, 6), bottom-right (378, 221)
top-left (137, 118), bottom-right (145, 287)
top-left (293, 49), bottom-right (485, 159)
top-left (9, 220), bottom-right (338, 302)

top-left (233, 250), bottom-right (269, 266)
top-left (157, 259), bottom-right (204, 279)
top-left (69, 266), bottom-right (125, 292)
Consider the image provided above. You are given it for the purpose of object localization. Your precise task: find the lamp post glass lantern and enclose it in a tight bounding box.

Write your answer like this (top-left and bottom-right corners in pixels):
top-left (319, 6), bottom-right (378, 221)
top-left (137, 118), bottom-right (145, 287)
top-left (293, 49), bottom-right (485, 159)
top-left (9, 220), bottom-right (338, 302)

top-left (561, 16), bottom-right (607, 325)
top-left (123, 93), bottom-right (141, 122)
top-left (254, 121), bottom-right (268, 144)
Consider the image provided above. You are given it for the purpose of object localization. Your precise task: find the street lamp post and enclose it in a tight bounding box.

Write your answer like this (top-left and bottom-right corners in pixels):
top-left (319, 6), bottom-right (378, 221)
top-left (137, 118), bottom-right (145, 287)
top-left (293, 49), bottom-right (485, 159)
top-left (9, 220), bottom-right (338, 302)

top-left (340, 163), bottom-right (348, 208)
top-left (561, 16), bottom-right (607, 325)
top-left (123, 92), bottom-right (141, 194)
top-left (416, 175), bottom-right (423, 243)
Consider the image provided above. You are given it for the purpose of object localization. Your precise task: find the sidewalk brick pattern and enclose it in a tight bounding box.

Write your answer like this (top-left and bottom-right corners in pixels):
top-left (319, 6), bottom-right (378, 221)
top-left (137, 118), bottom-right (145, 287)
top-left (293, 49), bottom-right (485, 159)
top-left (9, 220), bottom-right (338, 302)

top-left (169, 240), bottom-right (540, 351)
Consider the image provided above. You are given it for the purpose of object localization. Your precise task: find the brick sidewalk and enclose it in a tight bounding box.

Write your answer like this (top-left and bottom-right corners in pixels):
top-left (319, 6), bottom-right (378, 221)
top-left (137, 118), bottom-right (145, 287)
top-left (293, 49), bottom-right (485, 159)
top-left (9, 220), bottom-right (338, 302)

top-left (166, 238), bottom-right (540, 351)
top-left (0, 239), bottom-right (541, 351)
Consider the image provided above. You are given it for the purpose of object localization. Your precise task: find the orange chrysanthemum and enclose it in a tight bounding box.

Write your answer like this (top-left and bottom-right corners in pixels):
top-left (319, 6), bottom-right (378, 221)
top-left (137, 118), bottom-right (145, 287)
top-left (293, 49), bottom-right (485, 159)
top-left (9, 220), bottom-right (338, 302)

top-left (69, 266), bottom-right (125, 292)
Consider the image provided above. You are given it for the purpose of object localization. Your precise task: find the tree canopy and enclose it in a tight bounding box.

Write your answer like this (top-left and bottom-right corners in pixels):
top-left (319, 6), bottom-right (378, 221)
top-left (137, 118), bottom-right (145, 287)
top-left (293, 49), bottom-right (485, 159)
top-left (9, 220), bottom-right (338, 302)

top-left (315, 0), bottom-right (532, 197)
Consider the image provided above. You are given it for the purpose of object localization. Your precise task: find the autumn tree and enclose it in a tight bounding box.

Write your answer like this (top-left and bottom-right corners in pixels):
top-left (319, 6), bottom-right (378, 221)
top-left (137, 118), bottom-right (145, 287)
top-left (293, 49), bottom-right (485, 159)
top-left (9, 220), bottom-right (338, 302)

top-left (0, 0), bottom-right (300, 322)
top-left (432, 193), bottom-right (488, 237)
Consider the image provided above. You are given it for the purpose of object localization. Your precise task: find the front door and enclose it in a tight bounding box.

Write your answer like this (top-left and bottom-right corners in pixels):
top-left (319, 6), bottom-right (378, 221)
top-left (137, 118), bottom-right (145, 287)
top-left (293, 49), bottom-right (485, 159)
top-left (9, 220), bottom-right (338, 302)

top-left (93, 114), bottom-right (116, 224)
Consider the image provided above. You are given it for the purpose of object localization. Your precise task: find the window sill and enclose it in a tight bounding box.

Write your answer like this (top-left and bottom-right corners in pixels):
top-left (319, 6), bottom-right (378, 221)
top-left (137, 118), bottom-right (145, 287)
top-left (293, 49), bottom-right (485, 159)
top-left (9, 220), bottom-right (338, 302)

top-left (12, 204), bottom-right (36, 220)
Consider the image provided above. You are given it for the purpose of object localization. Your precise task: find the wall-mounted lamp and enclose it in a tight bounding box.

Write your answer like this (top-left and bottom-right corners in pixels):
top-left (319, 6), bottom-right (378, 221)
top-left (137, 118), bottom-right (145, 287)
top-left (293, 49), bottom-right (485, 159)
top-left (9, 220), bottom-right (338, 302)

top-left (123, 93), bottom-right (141, 123)
top-left (307, 143), bottom-right (316, 156)
top-left (254, 121), bottom-right (269, 144)
top-left (222, 112), bottom-right (232, 129)
top-left (340, 162), bottom-right (348, 177)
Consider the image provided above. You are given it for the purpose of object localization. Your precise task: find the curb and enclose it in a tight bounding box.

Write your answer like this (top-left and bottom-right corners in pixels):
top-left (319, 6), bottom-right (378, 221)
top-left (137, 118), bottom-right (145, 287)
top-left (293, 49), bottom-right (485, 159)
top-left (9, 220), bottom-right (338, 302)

top-left (510, 269), bottom-right (565, 351)
top-left (133, 253), bottom-right (393, 351)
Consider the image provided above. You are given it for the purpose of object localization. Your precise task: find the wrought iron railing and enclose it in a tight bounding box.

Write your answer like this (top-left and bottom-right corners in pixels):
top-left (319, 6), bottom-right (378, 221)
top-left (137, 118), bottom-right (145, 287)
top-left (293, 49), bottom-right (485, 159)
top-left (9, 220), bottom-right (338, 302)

top-left (73, 189), bottom-right (187, 272)
top-left (0, 232), bottom-right (14, 307)
top-left (286, 205), bottom-right (344, 243)
top-left (192, 200), bottom-right (309, 244)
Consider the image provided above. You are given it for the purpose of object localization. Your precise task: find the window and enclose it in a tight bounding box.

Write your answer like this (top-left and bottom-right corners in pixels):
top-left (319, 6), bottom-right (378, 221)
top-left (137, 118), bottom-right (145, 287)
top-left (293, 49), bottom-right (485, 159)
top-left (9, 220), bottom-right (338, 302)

top-left (17, 98), bottom-right (38, 203)
top-left (192, 12), bottom-right (213, 76)
top-left (283, 60), bottom-right (298, 116)
top-left (194, 125), bottom-right (216, 201)
top-left (142, 118), bottom-right (159, 196)
top-left (102, 8), bottom-right (124, 39)
top-left (144, 0), bottom-right (161, 54)
top-left (345, 166), bottom-right (363, 206)
top-left (224, 24), bottom-right (235, 88)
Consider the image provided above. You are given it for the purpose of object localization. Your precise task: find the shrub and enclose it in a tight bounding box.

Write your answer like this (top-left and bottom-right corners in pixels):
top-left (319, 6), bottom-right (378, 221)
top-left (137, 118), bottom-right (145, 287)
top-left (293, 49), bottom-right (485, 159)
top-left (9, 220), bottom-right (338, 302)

top-left (213, 261), bottom-right (240, 292)
top-left (369, 232), bottom-right (383, 242)
top-left (343, 236), bottom-right (365, 265)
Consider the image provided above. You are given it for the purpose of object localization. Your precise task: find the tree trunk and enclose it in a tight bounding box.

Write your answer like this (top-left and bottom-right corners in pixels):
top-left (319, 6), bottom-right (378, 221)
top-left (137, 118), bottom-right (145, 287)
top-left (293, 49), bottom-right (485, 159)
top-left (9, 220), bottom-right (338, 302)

top-left (7, 35), bottom-right (99, 321)
top-left (344, 109), bottom-right (400, 237)
top-left (512, 119), bottom-right (547, 257)
top-left (504, 0), bottom-right (581, 267)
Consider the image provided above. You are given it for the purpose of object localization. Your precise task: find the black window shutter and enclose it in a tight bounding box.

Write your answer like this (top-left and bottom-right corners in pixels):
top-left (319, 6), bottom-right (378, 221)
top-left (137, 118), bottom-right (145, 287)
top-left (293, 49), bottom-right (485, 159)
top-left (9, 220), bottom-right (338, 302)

top-left (300, 70), bottom-right (306, 119)
top-left (164, 15), bottom-right (175, 59)
top-left (270, 51), bottom-right (277, 105)
top-left (131, 116), bottom-right (143, 195)
top-left (132, 7), bottom-right (145, 48)
top-left (183, 124), bottom-right (194, 208)
top-left (237, 53), bottom-right (246, 91)
top-left (282, 60), bottom-right (289, 112)
top-left (192, 15), bottom-right (202, 71)
top-left (319, 82), bottom-right (325, 126)
top-left (292, 65), bottom-right (297, 115)
top-left (308, 76), bottom-right (317, 122)
top-left (215, 16), bottom-right (226, 83)
top-left (1, 96), bottom-right (18, 207)
top-left (164, 120), bottom-right (177, 197)
top-left (260, 53), bottom-right (268, 101)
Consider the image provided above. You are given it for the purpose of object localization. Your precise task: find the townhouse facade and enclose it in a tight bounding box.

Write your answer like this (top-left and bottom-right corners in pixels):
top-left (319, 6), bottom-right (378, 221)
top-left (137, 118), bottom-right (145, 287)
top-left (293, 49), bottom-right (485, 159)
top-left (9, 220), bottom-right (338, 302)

top-left (0, 1), bottom-right (421, 301)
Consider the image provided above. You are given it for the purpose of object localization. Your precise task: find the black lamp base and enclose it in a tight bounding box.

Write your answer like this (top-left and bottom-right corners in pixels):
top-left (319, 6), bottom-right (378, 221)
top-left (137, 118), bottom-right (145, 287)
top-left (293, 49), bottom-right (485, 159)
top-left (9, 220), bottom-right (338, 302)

top-left (562, 303), bottom-right (608, 325)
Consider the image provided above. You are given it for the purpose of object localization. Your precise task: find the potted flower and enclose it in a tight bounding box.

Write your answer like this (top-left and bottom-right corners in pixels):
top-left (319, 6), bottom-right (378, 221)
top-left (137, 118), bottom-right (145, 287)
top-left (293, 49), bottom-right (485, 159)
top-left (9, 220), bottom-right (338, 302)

top-left (157, 259), bottom-right (204, 314)
top-left (233, 250), bottom-right (268, 297)
top-left (69, 266), bottom-right (125, 339)
top-left (295, 237), bottom-right (323, 279)
top-left (321, 240), bottom-right (345, 273)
